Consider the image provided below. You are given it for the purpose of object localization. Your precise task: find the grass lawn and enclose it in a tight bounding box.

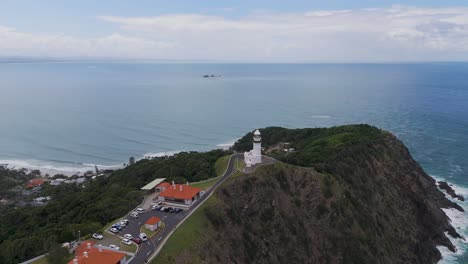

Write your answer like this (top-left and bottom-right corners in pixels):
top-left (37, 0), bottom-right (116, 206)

top-left (190, 177), bottom-right (220, 189)
top-left (152, 197), bottom-right (217, 264)
top-left (214, 155), bottom-right (230, 176)
top-left (30, 256), bottom-right (48, 264)
top-left (235, 156), bottom-right (245, 171)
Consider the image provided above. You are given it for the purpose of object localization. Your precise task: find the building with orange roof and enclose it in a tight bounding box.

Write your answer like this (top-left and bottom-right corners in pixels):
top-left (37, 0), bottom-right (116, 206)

top-left (145, 216), bottom-right (162, 231)
top-left (158, 182), bottom-right (202, 206)
top-left (69, 240), bottom-right (126, 264)
top-left (26, 179), bottom-right (45, 189)
top-left (155, 182), bottom-right (171, 192)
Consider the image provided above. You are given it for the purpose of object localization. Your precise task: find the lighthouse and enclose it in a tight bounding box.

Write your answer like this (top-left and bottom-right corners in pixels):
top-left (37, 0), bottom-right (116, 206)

top-left (244, 129), bottom-right (262, 167)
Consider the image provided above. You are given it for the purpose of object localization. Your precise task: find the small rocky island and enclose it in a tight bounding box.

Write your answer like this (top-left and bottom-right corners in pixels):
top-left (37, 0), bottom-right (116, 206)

top-left (202, 74), bottom-right (222, 78)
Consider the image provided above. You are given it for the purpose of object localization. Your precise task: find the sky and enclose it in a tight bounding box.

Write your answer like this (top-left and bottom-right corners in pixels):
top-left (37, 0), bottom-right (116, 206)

top-left (2, 1), bottom-right (468, 62)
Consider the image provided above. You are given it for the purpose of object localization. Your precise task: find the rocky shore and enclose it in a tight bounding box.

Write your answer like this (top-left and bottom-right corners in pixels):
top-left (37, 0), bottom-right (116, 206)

top-left (438, 181), bottom-right (465, 202)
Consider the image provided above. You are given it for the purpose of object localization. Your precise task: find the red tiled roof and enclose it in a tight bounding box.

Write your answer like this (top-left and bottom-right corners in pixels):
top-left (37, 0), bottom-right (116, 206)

top-left (146, 216), bottom-right (161, 225)
top-left (157, 182), bottom-right (171, 188)
top-left (26, 179), bottom-right (45, 188)
top-left (69, 240), bottom-right (125, 264)
top-left (159, 184), bottom-right (201, 200)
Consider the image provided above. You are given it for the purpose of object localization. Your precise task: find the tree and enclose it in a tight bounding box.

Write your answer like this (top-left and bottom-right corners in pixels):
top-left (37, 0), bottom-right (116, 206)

top-left (47, 243), bottom-right (70, 264)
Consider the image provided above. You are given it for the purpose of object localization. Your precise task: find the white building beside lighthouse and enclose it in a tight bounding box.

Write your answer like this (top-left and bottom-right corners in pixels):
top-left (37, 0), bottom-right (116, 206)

top-left (244, 129), bottom-right (262, 167)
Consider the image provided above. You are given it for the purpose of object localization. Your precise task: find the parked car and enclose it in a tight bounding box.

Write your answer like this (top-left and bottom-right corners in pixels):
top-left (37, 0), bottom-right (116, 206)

top-left (157, 201), bottom-right (163, 205)
top-left (136, 207), bottom-right (144, 213)
top-left (159, 207), bottom-right (166, 212)
top-left (174, 208), bottom-right (183, 213)
top-left (164, 207), bottom-right (171, 212)
top-left (122, 238), bottom-right (132, 245)
top-left (112, 224), bottom-right (123, 230)
top-left (109, 244), bottom-right (120, 250)
top-left (110, 228), bottom-right (119, 233)
top-left (132, 237), bottom-right (142, 245)
top-left (151, 205), bottom-right (160, 210)
top-left (139, 233), bottom-right (147, 241)
top-left (123, 234), bottom-right (133, 240)
top-left (121, 219), bottom-right (129, 225)
top-left (130, 212), bottom-right (139, 218)
top-left (92, 233), bottom-right (103, 240)
top-left (119, 221), bottom-right (127, 227)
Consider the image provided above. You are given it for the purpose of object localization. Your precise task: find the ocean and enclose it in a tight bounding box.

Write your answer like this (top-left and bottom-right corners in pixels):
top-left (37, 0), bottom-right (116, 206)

top-left (0, 62), bottom-right (467, 262)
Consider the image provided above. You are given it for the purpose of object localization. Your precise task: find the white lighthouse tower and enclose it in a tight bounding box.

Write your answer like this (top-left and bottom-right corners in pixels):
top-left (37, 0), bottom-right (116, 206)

top-left (244, 129), bottom-right (262, 167)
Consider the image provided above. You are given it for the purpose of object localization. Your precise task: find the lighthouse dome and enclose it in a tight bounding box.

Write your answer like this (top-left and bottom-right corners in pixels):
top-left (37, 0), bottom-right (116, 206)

top-left (254, 129), bottom-right (261, 136)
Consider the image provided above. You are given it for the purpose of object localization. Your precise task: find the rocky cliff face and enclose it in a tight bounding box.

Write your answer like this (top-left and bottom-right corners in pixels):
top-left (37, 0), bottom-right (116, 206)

top-left (157, 125), bottom-right (463, 264)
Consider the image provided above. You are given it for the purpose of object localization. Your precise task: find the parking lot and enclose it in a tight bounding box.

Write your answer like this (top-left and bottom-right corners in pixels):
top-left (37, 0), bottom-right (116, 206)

top-left (90, 154), bottom-right (241, 263)
top-left (89, 203), bottom-right (190, 263)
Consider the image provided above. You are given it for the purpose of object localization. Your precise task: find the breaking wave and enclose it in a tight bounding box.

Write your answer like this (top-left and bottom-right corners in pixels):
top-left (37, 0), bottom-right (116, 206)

top-left (0, 159), bottom-right (123, 176)
top-left (432, 176), bottom-right (468, 264)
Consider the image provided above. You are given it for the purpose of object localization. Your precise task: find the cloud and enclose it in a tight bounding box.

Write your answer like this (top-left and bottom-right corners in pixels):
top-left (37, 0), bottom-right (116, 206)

top-left (2, 5), bottom-right (468, 61)
top-left (0, 26), bottom-right (179, 58)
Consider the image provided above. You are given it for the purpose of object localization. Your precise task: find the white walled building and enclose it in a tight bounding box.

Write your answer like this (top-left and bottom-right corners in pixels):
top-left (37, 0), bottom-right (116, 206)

top-left (244, 129), bottom-right (262, 167)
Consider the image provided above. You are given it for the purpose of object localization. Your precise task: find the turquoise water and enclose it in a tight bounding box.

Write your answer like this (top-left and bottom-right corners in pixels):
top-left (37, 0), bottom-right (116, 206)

top-left (0, 62), bottom-right (467, 261)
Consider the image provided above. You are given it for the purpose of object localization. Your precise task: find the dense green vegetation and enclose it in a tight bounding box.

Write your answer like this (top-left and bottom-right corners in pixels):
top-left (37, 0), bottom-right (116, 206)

top-left (0, 167), bottom-right (37, 199)
top-left (233, 124), bottom-right (384, 171)
top-left (0, 149), bottom-right (228, 264)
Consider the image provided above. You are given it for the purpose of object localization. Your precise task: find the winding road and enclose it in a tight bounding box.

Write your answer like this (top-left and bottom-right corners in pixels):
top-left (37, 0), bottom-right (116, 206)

top-left (127, 153), bottom-right (242, 263)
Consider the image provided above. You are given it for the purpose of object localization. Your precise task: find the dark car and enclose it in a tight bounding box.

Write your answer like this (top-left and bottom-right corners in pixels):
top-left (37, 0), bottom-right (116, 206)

top-left (164, 207), bottom-right (171, 212)
top-left (168, 207), bottom-right (175, 213)
top-left (132, 237), bottom-right (142, 245)
top-left (174, 208), bottom-right (183, 213)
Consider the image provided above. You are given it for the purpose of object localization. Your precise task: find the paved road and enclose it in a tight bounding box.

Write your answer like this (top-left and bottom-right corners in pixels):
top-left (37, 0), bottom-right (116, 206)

top-left (121, 153), bottom-right (242, 264)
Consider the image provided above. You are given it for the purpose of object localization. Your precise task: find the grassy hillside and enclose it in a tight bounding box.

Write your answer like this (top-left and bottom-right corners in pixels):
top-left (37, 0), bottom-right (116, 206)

top-left (214, 155), bottom-right (230, 176)
top-left (155, 125), bottom-right (462, 264)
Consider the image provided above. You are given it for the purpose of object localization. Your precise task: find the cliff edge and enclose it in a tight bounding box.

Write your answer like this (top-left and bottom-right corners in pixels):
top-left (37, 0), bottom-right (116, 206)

top-left (155, 125), bottom-right (463, 264)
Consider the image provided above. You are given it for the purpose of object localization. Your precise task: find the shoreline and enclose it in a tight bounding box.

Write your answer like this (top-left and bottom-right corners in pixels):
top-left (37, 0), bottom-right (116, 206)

top-left (0, 141), bottom-right (238, 177)
top-left (433, 175), bottom-right (468, 264)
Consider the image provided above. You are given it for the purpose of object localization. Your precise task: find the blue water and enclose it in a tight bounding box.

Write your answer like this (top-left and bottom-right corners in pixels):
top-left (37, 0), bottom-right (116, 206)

top-left (0, 62), bottom-right (467, 261)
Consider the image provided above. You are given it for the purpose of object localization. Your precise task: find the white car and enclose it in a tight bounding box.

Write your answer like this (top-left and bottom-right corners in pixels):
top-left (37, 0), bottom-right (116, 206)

top-left (159, 207), bottom-right (166, 212)
top-left (139, 233), bottom-right (147, 241)
top-left (122, 238), bottom-right (132, 245)
top-left (123, 234), bottom-right (133, 240)
top-left (92, 233), bottom-right (103, 240)
top-left (109, 244), bottom-right (120, 250)
top-left (121, 219), bottom-right (129, 225)
top-left (119, 221), bottom-right (127, 227)
top-left (136, 208), bottom-right (144, 213)
top-left (130, 212), bottom-right (139, 218)
top-left (110, 228), bottom-right (118, 233)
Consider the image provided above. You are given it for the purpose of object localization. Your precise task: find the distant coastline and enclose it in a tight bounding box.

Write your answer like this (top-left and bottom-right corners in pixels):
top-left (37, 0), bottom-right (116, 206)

top-left (0, 139), bottom-right (237, 177)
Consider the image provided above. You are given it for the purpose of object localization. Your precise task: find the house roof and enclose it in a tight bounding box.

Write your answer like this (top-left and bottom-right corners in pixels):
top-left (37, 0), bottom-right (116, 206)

top-left (140, 178), bottom-right (166, 190)
top-left (146, 216), bottom-right (161, 225)
top-left (26, 179), bottom-right (45, 188)
top-left (159, 184), bottom-right (201, 200)
top-left (157, 182), bottom-right (171, 188)
top-left (69, 240), bottom-right (126, 264)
